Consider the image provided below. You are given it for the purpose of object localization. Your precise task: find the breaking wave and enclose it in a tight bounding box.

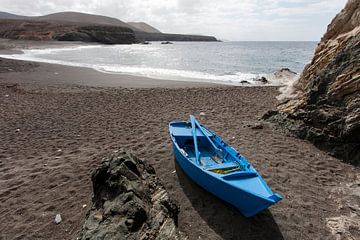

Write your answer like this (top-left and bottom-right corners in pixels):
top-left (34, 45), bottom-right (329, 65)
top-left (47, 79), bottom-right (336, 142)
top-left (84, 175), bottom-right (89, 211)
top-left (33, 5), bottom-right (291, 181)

top-left (0, 42), bottom-right (312, 87)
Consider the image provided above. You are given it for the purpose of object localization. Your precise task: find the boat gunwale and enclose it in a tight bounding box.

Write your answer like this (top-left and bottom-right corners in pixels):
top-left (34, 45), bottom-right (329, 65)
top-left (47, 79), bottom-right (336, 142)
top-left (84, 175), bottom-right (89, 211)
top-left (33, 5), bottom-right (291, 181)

top-left (169, 121), bottom-right (278, 201)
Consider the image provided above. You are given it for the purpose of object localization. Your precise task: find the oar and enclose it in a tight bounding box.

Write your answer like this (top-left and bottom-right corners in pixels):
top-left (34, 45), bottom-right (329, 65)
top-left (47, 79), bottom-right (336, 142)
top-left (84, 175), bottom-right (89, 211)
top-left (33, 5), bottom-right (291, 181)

top-left (192, 116), bottom-right (223, 157)
top-left (190, 115), bottom-right (201, 165)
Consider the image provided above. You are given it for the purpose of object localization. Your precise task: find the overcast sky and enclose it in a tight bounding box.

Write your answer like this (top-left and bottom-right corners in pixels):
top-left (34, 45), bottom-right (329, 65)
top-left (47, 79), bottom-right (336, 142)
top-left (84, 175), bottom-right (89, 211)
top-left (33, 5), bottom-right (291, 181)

top-left (0, 0), bottom-right (348, 41)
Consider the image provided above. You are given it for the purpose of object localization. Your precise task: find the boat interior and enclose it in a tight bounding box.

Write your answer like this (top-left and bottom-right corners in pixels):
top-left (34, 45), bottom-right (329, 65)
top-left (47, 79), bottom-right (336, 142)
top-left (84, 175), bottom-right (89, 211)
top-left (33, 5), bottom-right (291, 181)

top-left (171, 121), bottom-right (251, 175)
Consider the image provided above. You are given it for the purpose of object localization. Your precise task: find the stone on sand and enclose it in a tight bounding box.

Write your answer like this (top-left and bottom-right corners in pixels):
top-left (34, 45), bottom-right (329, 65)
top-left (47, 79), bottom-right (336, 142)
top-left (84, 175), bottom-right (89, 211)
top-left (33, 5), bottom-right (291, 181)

top-left (78, 150), bottom-right (185, 240)
top-left (54, 214), bottom-right (62, 224)
top-left (351, 185), bottom-right (360, 199)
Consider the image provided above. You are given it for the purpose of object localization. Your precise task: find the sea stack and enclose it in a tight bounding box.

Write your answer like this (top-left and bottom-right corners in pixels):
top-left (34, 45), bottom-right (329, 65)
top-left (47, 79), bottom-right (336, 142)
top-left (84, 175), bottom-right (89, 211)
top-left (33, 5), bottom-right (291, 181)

top-left (264, 0), bottom-right (360, 164)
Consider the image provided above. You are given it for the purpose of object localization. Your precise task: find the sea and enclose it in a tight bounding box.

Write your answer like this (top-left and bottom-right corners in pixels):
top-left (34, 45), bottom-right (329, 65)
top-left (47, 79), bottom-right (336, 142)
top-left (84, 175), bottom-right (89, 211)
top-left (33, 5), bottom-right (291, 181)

top-left (1, 41), bottom-right (317, 86)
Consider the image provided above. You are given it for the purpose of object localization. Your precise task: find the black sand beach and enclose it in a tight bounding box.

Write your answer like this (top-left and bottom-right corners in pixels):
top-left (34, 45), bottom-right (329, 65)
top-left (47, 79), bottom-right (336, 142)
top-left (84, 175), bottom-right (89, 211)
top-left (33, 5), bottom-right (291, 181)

top-left (1, 41), bottom-right (360, 240)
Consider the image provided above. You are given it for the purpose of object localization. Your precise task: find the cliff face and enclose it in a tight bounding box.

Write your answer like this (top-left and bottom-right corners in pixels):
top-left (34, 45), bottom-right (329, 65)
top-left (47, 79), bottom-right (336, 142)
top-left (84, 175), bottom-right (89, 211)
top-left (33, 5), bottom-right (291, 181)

top-left (127, 22), bottom-right (162, 33)
top-left (0, 20), bottom-right (136, 44)
top-left (264, 0), bottom-right (360, 164)
top-left (0, 19), bottom-right (218, 44)
top-left (54, 25), bottom-right (135, 44)
top-left (0, 11), bottom-right (218, 44)
top-left (135, 31), bottom-right (218, 42)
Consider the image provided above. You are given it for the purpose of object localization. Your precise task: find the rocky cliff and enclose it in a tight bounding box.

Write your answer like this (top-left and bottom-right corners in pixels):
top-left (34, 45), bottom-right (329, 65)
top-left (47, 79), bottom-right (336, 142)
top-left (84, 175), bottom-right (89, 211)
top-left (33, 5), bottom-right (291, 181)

top-left (264, 0), bottom-right (360, 164)
top-left (54, 25), bottom-right (135, 44)
top-left (79, 150), bottom-right (184, 240)
top-left (0, 20), bottom-right (136, 44)
top-left (0, 11), bottom-right (218, 43)
top-left (127, 22), bottom-right (162, 33)
top-left (134, 31), bottom-right (218, 42)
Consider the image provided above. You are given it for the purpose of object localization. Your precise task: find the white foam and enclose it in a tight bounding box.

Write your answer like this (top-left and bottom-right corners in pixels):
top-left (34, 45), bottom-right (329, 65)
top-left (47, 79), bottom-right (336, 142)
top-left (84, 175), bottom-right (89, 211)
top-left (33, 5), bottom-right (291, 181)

top-left (268, 69), bottom-right (300, 100)
top-left (0, 45), bottom-right (299, 88)
top-left (0, 51), bottom-right (265, 86)
top-left (96, 65), bottom-right (263, 85)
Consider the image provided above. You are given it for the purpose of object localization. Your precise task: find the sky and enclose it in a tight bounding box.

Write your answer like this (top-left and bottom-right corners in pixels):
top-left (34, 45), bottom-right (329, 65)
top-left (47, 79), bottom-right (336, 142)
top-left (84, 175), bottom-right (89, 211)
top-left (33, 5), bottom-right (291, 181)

top-left (0, 0), bottom-right (348, 41)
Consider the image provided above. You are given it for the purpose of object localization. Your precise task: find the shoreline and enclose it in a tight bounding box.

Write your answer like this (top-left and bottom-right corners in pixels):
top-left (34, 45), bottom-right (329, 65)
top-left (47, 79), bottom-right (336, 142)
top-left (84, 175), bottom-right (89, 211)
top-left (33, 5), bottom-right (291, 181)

top-left (0, 58), bottom-right (222, 88)
top-left (0, 38), bottom-right (222, 88)
top-left (0, 38), bottom-right (300, 88)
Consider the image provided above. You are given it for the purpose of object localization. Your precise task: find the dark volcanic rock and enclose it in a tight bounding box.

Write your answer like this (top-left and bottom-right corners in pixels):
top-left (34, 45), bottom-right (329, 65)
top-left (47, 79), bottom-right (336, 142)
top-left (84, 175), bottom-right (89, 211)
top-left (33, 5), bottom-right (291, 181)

top-left (54, 25), bottom-right (135, 44)
top-left (264, 0), bottom-right (360, 164)
top-left (0, 18), bottom-right (217, 44)
top-left (79, 150), bottom-right (184, 240)
top-left (255, 76), bottom-right (268, 84)
top-left (0, 20), bottom-right (136, 44)
top-left (134, 31), bottom-right (218, 42)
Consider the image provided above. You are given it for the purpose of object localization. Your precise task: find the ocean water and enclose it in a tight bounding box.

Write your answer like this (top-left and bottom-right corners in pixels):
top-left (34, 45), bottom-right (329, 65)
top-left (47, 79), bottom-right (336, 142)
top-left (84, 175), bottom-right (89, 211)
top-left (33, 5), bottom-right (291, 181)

top-left (2, 41), bottom-right (317, 86)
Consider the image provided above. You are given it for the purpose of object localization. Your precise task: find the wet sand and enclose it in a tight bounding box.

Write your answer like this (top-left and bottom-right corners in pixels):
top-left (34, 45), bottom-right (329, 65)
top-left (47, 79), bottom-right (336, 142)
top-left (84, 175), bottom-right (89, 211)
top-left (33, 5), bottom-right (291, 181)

top-left (0, 58), bottom-right (217, 88)
top-left (1, 43), bottom-right (360, 240)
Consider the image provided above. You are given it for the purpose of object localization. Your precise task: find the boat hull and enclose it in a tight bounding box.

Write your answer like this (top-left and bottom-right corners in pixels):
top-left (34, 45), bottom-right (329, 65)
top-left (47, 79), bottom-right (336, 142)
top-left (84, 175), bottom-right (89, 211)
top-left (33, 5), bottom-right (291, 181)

top-left (171, 138), bottom-right (279, 218)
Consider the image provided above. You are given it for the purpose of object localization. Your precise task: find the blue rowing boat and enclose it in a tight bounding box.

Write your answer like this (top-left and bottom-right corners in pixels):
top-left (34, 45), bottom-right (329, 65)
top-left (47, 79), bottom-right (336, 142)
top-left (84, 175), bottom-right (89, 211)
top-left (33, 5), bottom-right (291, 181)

top-left (169, 115), bottom-right (282, 217)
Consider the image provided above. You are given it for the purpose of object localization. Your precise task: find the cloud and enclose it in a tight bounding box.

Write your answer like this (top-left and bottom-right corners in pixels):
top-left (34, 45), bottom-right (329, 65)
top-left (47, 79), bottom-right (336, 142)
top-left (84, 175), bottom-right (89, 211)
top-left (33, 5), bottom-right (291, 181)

top-left (0, 0), bottom-right (348, 40)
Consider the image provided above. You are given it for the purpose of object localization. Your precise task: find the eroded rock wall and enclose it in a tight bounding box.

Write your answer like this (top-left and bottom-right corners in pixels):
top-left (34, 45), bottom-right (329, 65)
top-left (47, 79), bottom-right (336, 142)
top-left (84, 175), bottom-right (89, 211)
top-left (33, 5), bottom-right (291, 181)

top-left (264, 0), bottom-right (360, 164)
top-left (0, 20), bottom-right (136, 44)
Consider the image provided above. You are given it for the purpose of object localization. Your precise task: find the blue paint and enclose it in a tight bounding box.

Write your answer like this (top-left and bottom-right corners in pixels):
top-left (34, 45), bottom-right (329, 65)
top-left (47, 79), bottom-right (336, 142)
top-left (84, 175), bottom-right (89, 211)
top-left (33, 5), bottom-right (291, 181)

top-left (169, 115), bottom-right (282, 218)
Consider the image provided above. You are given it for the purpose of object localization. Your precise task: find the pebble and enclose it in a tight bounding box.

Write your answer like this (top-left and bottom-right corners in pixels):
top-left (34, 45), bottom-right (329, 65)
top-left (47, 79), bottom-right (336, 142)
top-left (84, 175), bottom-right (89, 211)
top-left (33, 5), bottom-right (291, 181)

top-left (55, 214), bottom-right (62, 224)
top-left (15, 128), bottom-right (20, 133)
top-left (351, 187), bottom-right (360, 198)
top-left (251, 123), bottom-right (263, 130)
top-left (4, 94), bottom-right (9, 97)
top-left (348, 205), bottom-right (360, 212)
top-left (199, 112), bottom-right (206, 117)
top-left (94, 210), bottom-right (103, 221)
top-left (82, 204), bottom-right (87, 208)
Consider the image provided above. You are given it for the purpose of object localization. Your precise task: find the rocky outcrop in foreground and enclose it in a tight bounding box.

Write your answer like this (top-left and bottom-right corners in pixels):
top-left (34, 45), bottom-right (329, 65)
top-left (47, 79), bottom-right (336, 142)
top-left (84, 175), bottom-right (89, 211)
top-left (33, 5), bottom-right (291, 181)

top-left (79, 150), bottom-right (184, 240)
top-left (264, 0), bottom-right (360, 164)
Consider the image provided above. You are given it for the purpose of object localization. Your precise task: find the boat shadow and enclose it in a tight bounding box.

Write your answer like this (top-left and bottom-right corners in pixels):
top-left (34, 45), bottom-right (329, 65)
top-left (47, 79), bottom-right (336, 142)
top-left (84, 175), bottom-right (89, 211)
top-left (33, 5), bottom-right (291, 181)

top-left (175, 161), bottom-right (284, 240)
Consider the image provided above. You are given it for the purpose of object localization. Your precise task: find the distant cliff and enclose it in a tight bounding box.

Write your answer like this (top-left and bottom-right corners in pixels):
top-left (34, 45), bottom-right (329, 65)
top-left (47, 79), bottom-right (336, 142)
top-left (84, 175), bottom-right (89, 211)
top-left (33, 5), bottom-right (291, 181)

top-left (134, 31), bottom-right (218, 42)
top-left (127, 22), bottom-right (161, 33)
top-left (0, 11), bottom-right (218, 44)
top-left (0, 20), bottom-right (136, 44)
top-left (264, 0), bottom-right (360, 164)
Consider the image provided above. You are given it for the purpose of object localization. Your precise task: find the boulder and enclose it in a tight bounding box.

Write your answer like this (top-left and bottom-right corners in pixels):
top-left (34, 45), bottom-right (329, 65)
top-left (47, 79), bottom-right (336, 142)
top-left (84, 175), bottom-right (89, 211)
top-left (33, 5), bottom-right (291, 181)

top-left (255, 76), bottom-right (268, 84)
top-left (274, 68), bottom-right (297, 79)
top-left (263, 0), bottom-right (360, 164)
top-left (79, 150), bottom-right (184, 240)
top-left (240, 80), bottom-right (250, 84)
